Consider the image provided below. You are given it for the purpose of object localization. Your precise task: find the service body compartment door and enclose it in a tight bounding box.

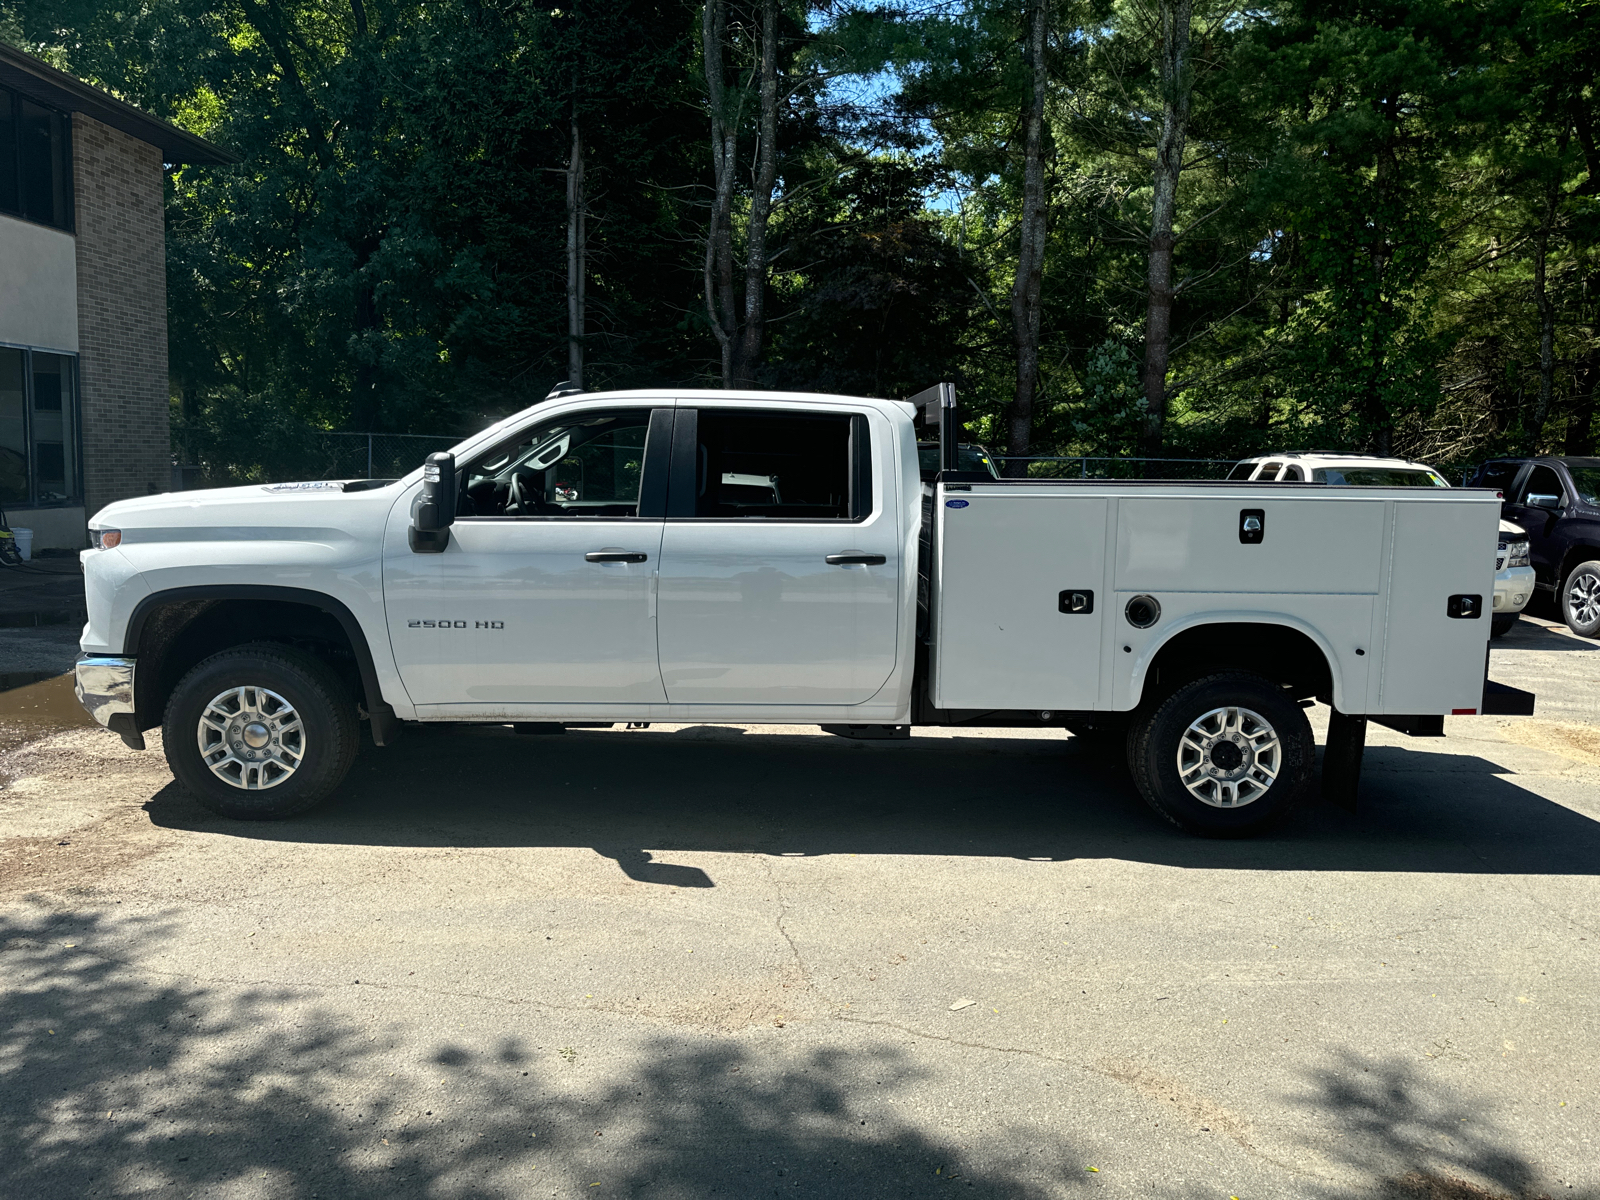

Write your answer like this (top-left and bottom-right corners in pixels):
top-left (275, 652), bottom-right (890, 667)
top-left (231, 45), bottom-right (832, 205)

top-left (1376, 498), bottom-right (1498, 714)
top-left (933, 491), bottom-right (1109, 710)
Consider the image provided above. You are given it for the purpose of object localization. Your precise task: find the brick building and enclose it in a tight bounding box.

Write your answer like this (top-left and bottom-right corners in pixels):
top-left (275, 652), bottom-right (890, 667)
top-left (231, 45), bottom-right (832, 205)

top-left (1, 43), bottom-right (233, 549)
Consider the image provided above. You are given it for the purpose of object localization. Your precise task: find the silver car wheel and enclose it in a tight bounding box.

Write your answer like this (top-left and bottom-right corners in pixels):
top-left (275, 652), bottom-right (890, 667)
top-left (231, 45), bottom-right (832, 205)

top-left (1568, 570), bottom-right (1600, 626)
top-left (1176, 705), bottom-right (1281, 808)
top-left (196, 685), bottom-right (306, 791)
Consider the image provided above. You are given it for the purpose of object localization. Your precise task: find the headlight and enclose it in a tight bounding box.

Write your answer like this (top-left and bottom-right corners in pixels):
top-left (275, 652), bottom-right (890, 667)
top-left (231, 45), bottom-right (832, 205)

top-left (89, 528), bottom-right (122, 550)
top-left (1506, 540), bottom-right (1530, 568)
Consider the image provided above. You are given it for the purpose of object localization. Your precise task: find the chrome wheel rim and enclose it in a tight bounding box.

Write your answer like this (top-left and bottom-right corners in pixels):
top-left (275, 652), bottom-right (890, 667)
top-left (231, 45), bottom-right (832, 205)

top-left (197, 685), bottom-right (305, 791)
top-left (1177, 705), bottom-right (1281, 809)
top-left (1568, 571), bottom-right (1600, 627)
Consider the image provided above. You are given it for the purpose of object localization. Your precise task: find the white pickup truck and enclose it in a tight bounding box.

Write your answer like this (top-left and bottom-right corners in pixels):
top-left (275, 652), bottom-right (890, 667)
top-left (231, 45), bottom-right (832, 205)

top-left (74, 385), bottom-right (1533, 835)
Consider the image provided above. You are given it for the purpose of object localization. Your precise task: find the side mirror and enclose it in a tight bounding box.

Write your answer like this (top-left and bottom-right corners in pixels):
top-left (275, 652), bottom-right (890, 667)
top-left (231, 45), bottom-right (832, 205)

top-left (1526, 492), bottom-right (1562, 510)
top-left (409, 452), bottom-right (456, 553)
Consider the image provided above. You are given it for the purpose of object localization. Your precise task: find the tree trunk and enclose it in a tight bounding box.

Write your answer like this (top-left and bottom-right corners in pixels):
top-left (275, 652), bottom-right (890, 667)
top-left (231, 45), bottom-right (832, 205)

top-left (350, 235), bottom-right (380, 430)
top-left (1568, 349), bottom-right (1597, 455)
top-left (1006, 0), bottom-right (1050, 475)
top-left (1529, 189), bottom-right (1557, 451)
top-left (732, 0), bottom-right (780, 388)
top-left (701, 0), bottom-right (737, 387)
top-left (566, 116), bottom-right (586, 390)
top-left (1139, 0), bottom-right (1193, 457)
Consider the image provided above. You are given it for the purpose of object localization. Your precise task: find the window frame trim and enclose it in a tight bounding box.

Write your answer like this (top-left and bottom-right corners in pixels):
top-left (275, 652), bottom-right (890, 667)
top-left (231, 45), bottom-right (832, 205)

top-left (0, 339), bottom-right (83, 509)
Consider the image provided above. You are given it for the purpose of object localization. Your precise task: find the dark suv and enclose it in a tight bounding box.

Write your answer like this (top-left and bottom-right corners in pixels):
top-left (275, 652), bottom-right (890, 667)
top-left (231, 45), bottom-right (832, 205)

top-left (1467, 457), bottom-right (1600, 637)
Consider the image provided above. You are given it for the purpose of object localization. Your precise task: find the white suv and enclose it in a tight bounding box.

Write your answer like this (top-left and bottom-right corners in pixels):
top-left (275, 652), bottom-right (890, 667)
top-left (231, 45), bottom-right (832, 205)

top-left (1228, 452), bottom-right (1451, 487)
top-left (1229, 452), bottom-right (1532, 635)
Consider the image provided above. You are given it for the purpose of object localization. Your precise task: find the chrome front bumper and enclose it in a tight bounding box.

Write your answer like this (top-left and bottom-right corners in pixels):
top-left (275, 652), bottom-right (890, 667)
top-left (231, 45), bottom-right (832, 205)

top-left (75, 656), bottom-right (136, 728)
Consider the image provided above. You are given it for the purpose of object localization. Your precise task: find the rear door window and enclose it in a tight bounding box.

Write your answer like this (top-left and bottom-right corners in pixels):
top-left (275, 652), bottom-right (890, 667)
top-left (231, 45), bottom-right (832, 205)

top-left (671, 409), bottom-right (868, 520)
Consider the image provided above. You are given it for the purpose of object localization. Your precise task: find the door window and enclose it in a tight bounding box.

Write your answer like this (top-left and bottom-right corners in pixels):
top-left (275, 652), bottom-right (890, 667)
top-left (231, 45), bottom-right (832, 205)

top-left (458, 408), bottom-right (659, 518)
top-left (1477, 460), bottom-right (1523, 493)
top-left (1517, 465), bottom-right (1564, 506)
top-left (673, 409), bottom-right (867, 520)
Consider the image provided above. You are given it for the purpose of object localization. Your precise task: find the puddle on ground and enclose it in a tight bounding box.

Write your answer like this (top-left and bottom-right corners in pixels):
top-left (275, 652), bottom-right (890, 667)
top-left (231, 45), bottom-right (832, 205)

top-left (1, 670), bottom-right (62, 694)
top-left (0, 673), bottom-right (94, 782)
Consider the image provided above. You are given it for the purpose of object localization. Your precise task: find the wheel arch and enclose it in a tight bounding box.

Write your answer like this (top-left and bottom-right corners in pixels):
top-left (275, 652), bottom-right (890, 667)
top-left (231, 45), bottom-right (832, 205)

top-left (1557, 543), bottom-right (1600, 587)
top-left (1131, 615), bottom-right (1342, 712)
top-left (123, 585), bottom-right (397, 745)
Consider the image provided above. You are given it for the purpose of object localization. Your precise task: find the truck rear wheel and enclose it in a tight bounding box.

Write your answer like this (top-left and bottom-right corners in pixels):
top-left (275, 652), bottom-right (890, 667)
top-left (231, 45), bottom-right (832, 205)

top-left (162, 643), bottom-right (359, 820)
top-left (1127, 672), bottom-right (1313, 837)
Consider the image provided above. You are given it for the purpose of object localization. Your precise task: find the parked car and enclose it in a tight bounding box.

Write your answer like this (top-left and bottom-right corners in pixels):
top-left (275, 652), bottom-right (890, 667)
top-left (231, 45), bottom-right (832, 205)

top-left (918, 441), bottom-right (1000, 478)
top-left (1228, 452), bottom-right (1451, 487)
top-left (1493, 520), bottom-right (1535, 637)
top-left (1467, 456), bottom-right (1600, 638)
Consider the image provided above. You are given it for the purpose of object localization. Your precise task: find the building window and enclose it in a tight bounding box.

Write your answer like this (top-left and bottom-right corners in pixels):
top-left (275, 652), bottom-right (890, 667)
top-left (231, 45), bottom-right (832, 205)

top-left (0, 346), bottom-right (81, 507)
top-left (0, 85), bottom-right (73, 232)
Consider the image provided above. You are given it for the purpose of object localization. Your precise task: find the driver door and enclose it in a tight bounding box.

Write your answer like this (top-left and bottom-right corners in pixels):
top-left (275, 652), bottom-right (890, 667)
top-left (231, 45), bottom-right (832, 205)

top-left (384, 405), bottom-right (672, 708)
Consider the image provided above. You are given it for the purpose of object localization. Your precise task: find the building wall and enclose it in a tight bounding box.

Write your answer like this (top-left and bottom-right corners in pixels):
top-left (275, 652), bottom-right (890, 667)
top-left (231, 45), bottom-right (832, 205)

top-left (0, 212), bottom-right (79, 352)
top-left (72, 113), bottom-right (169, 520)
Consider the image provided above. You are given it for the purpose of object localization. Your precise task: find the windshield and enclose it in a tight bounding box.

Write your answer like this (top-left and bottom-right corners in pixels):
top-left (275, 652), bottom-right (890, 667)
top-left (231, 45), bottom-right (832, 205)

top-left (1569, 467), bottom-right (1600, 505)
top-left (1311, 467), bottom-right (1449, 487)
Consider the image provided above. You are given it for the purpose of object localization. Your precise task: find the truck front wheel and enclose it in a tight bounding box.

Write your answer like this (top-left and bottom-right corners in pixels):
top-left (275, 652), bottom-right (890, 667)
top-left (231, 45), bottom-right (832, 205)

top-left (1127, 672), bottom-right (1313, 837)
top-left (162, 643), bottom-right (359, 820)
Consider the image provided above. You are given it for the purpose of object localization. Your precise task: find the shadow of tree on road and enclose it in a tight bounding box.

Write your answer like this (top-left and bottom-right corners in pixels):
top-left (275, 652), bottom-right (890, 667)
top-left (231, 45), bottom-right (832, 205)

top-left (0, 907), bottom-right (1084, 1199)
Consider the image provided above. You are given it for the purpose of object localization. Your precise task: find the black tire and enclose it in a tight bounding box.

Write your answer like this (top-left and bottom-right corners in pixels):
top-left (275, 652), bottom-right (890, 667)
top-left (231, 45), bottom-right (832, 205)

top-left (1490, 613), bottom-right (1518, 638)
top-left (1127, 671), bottom-right (1314, 837)
top-left (1560, 560), bottom-right (1600, 639)
top-left (162, 643), bottom-right (359, 820)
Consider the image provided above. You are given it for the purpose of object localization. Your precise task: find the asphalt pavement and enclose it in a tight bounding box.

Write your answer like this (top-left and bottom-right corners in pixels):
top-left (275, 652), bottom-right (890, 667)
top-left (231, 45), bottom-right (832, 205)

top-left (0, 612), bottom-right (1596, 1200)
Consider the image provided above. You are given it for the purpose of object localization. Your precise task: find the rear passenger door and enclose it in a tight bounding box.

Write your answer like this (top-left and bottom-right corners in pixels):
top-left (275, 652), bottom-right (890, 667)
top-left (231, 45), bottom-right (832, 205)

top-left (653, 404), bottom-right (901, 706)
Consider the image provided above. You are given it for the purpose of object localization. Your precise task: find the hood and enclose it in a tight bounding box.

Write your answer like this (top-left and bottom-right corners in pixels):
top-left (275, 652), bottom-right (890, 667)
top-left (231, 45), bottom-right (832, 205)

top-left (88, 478), bottom-right (409, 539)
top-left (1498, 519), bottom-right (1525, 538)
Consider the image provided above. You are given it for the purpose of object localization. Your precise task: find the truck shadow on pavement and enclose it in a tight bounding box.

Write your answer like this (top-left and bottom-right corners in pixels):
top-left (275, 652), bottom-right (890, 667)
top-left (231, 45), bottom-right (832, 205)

top-left (142, 724), bottom-right (1600, 880)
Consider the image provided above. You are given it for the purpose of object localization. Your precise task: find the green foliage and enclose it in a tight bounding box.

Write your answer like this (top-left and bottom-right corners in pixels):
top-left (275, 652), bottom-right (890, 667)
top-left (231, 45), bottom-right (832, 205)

top-left (6, 0), bottom-right (1600, 473)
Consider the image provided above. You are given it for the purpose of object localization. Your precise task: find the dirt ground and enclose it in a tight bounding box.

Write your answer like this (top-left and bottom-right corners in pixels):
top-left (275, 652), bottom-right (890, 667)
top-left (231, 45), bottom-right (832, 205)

top-left (0, 612), bottom-right (1596, 1199)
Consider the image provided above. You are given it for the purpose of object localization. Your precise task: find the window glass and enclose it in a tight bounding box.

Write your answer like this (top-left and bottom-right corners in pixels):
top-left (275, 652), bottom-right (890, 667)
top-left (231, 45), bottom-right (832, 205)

top-left (691, 410), bottom-right (854, 519)
top-left (460, 408), bottom-right (652, 518)
top-left (1312, 467), bottom-right (1447, 487)
top-left (1282, 464), bottom-right (1304, 481)
top-left (1226, 461), bottom-right (1256, 480)
top-left (1256, 461), bottom-right (1282, 479)
top-left (1520, 465), bottom-right (1563, 504)
top-left (0, 350), bottom-right (25, 504)
top-left (0, 90), bottom-right (17, 215)
top-left (1568, 466), bottom-right (1600, 506)
top-left (0, 87), bottom-right (70, 230)
top-left (30, 353), bottom-right (76, 502)
top-left (1477, 460), bottom-right (1522, 492)
top-left (17, 99), bottom-right (68, 228)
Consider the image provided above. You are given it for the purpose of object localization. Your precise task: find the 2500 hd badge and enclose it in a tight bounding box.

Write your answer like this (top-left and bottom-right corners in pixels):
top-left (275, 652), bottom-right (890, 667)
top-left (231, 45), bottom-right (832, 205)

top-left (407, 619), bottom-right (505, 629)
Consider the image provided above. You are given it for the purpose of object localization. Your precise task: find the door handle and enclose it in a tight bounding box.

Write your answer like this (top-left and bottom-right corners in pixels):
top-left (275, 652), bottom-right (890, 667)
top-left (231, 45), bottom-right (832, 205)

top-left (585, 550), bottom-right (648, 563)
top-left (826, 552), bottom-right (887, 565)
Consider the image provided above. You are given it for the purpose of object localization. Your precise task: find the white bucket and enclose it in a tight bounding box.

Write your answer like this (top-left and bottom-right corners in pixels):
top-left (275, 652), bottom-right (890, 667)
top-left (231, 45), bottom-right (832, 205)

top-left (11, 527), bottom-right (32, 561)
